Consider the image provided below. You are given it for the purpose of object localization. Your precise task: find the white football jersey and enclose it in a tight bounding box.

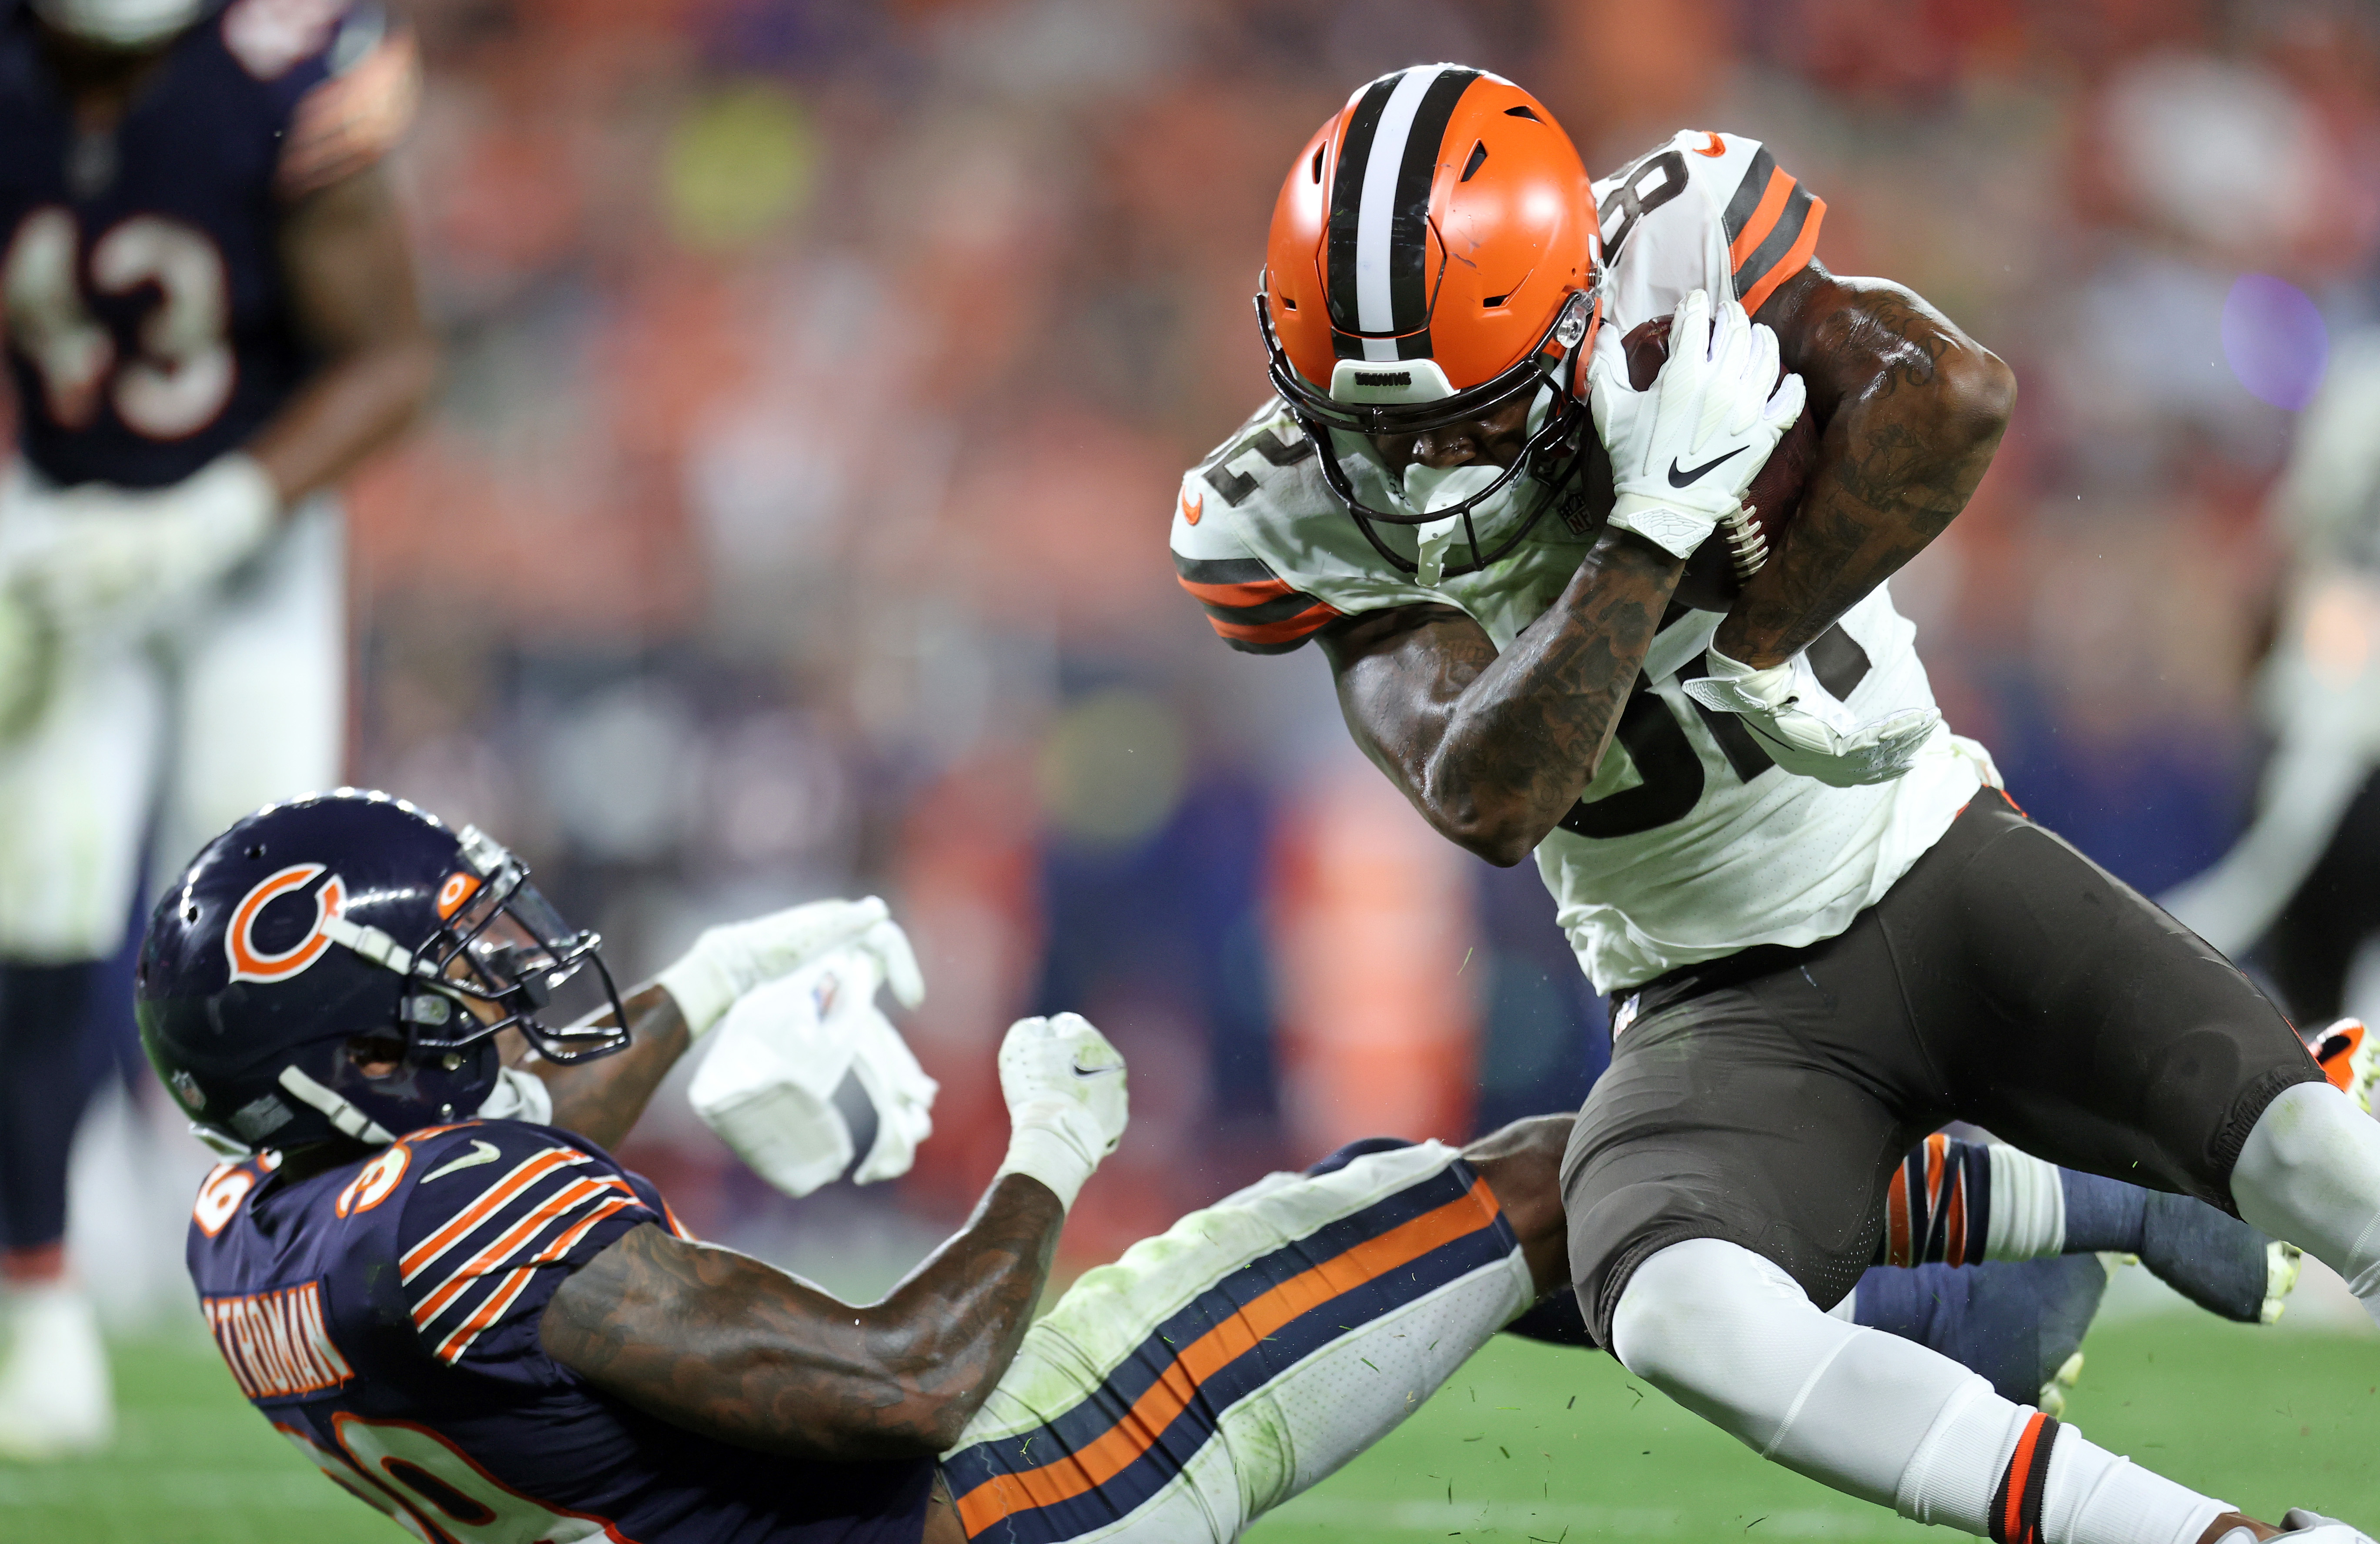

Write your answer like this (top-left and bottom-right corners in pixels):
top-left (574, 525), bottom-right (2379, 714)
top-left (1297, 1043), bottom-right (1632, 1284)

top-left (1172, 131), bottom-right (1995, 992)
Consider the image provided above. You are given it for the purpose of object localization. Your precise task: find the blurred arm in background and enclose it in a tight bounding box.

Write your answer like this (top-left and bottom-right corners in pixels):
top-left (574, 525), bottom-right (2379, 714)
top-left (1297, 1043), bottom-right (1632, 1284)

top-left (248, 164), bottom-right (439, 507)
top-left (1716, 262), bottom-right (2016, 670)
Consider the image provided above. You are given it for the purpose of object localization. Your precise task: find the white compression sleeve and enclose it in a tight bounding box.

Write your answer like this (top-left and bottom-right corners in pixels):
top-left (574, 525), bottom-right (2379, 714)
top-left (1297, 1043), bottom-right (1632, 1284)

top-left (1985, 1144), bottom-right (2068, 1259)
top-left (1610, 1239), bottom-right (2227, 1542)
top-left (2231, 1082), bottom-right (2380, 1326)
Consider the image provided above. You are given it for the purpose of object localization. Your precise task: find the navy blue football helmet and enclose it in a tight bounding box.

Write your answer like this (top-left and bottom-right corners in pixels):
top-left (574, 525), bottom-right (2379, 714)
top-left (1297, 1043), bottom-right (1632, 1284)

top-left (137, 790), bottom-right (629, 1155)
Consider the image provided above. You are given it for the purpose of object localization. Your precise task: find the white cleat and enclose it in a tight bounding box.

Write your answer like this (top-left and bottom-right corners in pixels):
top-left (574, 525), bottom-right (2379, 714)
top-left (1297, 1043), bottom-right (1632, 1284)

top-left (2312, 1019), bottom-right (2379, 1116)
top-left (0, 1282), bottom-right (115, 1460)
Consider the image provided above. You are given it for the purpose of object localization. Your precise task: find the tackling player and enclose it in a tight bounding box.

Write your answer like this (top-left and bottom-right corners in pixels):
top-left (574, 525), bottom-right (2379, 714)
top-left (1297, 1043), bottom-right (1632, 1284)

top-left (147, 790), bottom-right (2284, 1542)
top-left (1171, 65), bottom-right (2380, 1543)
top-left (0, 0), bottom-right (433, 1457)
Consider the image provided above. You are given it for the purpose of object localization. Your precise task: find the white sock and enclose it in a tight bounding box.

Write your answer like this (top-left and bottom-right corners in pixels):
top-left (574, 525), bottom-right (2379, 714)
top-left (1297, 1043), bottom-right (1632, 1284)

top-left (2231, 1082), bottom-right (2380, 1327)
top-left (1611, 1239), bottom-right (2227, 1542)
top-left (1986, 1144), bottom-right (2068, 1260)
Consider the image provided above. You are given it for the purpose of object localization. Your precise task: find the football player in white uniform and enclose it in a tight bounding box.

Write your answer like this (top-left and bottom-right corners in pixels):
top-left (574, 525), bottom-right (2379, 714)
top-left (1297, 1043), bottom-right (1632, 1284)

top-left (1173, 65), bottom-right (2380, 1544)
top-left (2166, 330), bottom-right (2380, 1081)
top-left (0, 0), bottom-right (435, 1456)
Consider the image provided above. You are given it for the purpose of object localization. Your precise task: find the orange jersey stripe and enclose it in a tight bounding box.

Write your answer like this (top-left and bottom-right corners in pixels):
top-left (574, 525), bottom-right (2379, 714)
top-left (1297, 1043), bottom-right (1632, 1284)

top-left (1207, 602), bottom-right (1340, 646)
top-left (1177, 573), bottom-right (1296, 610)
top-left (433, 1265), bottom-right (538, 1365)
top-left (1726, 169), bottom-right (1795, 270)
top-left (411, 1175), bottom-right (633, 1328)
top-left (531, 1196), bottom-right (639, 1264)
top-left (1885, 1165), bottom-right (1911, 1267)
top-left (399, 1149), bottom-right (583, 1282)
top-left (953, 1177), bottom-right (1502, 1535)
top-left (1738, 197), bottom-right (1825, 317)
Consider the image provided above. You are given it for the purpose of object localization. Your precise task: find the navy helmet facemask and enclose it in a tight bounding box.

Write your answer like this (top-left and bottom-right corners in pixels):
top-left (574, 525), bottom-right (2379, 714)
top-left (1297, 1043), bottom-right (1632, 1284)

top-left (137, 790), bottom-right (629, 1158)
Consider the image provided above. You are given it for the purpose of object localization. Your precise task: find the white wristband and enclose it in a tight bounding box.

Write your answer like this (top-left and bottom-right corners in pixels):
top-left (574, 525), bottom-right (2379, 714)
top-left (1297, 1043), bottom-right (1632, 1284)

top-left (655, 953), bottom-right (737, 1040)
top-left (994, 1123), bottom-right (1097, 1212)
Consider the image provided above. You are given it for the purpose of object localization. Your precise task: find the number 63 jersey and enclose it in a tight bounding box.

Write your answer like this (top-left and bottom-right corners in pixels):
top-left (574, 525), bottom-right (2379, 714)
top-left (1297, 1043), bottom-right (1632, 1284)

top-left (187, 1119), bottom-right (936, 1543)
top-left (1172, 129), bottom-right (1999, 995)
top-left (0, 0), bottom-right (416, 490)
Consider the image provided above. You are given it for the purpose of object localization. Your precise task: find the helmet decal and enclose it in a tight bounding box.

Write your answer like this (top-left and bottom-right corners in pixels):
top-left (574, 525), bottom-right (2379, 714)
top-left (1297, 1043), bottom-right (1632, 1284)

top-left (1325, 64), bottom-right (1481, 358)
top-left (435, 871), bottom-right (481, 920)
top-left (226, 864), bottom-right (350, 986)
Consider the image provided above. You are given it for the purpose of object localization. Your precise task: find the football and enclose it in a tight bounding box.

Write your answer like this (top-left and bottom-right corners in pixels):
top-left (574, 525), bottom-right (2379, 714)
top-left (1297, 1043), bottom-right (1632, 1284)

top-left (1620, 311), bottom-right (1822, 612)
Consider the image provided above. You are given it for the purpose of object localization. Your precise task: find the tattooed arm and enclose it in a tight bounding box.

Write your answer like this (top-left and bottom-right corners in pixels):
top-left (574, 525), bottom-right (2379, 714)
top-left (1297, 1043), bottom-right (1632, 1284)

top-left (1716, 262), bottom-right (2016, 669)
top-left (521, 984), bottom-right (689, 1151)
top-left (539, 1174), bottom-right (1063, 1460)
top-left (1319, 529), bottom-right (1684, 867)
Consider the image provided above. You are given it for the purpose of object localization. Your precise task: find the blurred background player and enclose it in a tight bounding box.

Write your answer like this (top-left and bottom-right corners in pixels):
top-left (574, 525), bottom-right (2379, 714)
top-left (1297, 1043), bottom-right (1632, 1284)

top-left (0, 0), bottom-right (435, 1457)
top-left (2166, 332), bottom-right (2380, 1054)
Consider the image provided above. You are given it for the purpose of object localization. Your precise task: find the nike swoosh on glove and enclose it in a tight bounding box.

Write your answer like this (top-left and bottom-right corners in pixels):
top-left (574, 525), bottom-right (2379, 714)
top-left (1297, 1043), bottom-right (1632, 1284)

top-left (1681, 642), bottom-right (1941, 787)
top-left (1588, 288), bottom-right (1805, 562)
top-left (994, 1012), bottom-right (1128, 1212)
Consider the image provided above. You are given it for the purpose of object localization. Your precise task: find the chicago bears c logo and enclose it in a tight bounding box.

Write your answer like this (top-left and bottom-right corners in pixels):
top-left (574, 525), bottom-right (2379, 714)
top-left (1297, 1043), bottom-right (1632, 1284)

top-left (226, 864), bottom-right (349, 985)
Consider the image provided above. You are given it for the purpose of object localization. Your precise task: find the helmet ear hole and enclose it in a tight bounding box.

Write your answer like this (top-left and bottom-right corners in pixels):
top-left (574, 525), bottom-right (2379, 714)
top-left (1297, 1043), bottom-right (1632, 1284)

top-left (1310, 142), bottom-right (1326, 182)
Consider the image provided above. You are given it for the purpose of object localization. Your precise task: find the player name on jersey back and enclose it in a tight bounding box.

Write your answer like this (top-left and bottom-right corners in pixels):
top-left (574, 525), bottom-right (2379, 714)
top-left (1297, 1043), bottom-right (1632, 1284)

top-left (1170, 130), bottom-right (1996, 993)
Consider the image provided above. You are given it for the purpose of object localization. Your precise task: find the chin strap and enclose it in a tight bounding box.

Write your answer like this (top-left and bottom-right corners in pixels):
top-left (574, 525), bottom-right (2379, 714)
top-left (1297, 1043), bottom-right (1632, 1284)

top-left (277, 1065), bottom-right (396, 1145)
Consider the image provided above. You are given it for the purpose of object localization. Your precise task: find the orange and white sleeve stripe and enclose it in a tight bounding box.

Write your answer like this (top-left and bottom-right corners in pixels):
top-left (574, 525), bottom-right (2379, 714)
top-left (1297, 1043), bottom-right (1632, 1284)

top-left (1173, 551), bottom-right (1342, 656)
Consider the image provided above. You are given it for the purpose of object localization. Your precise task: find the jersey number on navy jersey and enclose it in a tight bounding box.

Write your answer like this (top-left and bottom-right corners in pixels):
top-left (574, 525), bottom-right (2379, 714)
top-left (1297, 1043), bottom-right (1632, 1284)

top-left (3, 206), bottom-right (235, 440)
top-left (284, 1416), bottom-right (605, 1542)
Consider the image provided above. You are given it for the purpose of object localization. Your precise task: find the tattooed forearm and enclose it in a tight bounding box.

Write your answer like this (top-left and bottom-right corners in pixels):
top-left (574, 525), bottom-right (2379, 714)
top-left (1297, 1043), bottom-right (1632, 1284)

top-left (1716, 265), bottom-right (2014, 668)
top-left (528, 983), bottom-right (689, 1150)
top-left (1322, 530), bottom-right (1683, 865)
top-left (539, 1174), bottom-right (1064, 1460)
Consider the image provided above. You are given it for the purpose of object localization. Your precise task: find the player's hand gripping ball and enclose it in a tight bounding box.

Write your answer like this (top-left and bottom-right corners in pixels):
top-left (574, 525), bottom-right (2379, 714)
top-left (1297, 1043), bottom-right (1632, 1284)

top-left (1618, 307), bottom-right (1823, 612)
top-left (1587, 289), bottom-right (1804, 577)
top-left (993, 1012), bottom-right (1128, 1212)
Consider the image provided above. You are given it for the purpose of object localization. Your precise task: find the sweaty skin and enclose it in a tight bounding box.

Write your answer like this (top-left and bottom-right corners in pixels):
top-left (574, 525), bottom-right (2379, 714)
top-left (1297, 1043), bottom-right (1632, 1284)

top-left (532, 1115), bottom-right (1577, 1542)
top-left (37, 21), bottom-right (439, 509)
top-left (1324, 268), bottom-right (2012, 863)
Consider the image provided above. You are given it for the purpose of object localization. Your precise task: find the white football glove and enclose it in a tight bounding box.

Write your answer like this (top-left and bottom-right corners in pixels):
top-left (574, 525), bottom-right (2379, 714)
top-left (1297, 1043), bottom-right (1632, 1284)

top-left (1681, 641), bottom-right (1941, 787)
top-left (655, 895), bottom-right (924, 1038)
top-left (688, 944), bottom-right (938, 1197)
top-left (993, 1012), bottom-right (1126, 1211)
top-left (1588, 288), bottom-right (1805, 561)
top-left (8, 454), bottom-right (279, 631)
top-left (475, 1065), bottom-right (555, 1125)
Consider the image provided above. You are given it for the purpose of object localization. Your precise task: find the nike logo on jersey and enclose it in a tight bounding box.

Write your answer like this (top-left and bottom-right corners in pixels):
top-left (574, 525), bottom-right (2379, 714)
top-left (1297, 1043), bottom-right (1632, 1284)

top-left (1180, 488), bottom-right (1203, 526)
top-left (1693, 131), bottom-right (1726, 157)
top-left (422, 1140), bottom-right (502, 1184)
top-left (1668, 446), bottom-right (1747, 487)
top-left (1071, 1061), bottom-right (1122, 1079)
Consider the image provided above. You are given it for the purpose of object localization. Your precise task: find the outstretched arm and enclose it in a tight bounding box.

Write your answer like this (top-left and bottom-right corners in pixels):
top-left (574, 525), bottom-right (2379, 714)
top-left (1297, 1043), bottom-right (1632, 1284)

top-left (1717, 263), bottom-right (2015, 669)
top-left (521, 984), bottom-right (689, 1151)
top-left (539, 1176), bottom-right (1064, 1460)
top-left (541, 1012), bottom-right (1128, 1460)
top-left (1319, 529), bottom-right (1682, 867)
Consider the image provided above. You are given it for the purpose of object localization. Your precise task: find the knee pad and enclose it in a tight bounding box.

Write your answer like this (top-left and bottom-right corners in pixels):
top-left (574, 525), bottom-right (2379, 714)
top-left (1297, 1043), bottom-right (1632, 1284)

top-left (2232, 1082), bottom-right (2380, 1306)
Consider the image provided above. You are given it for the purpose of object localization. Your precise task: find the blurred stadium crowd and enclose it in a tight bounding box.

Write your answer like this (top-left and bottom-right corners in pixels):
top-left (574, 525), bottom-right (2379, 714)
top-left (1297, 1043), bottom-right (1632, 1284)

top-left (49, 0), bottom-right (2380, 1306)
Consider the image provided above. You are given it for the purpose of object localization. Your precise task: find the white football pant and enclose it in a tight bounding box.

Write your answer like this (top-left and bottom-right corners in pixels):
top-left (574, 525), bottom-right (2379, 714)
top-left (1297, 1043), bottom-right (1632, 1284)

top-left (0, 481), bottom-right (343, 962)
top-left (939, 1141), bottom-right (1533, 1542)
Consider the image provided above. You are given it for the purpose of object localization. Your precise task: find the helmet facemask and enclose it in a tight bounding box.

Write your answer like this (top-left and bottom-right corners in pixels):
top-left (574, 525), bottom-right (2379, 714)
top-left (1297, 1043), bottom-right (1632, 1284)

top-left (328, 826), bottom-right (632, 1068)
top-left (1257, 282), bottom-right (1603, 582)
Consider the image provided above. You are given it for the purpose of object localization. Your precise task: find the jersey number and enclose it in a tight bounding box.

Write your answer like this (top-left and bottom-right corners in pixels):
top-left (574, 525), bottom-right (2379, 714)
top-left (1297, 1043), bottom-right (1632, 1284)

top-left (1561, 625), bottom-right (1873, 840)
top-left (1598, 148), bottom-right (1688, 263)
top-left (1, 206), bottom-right (235, 440)
top-left (280, 1416), bottom-right (617, 1543)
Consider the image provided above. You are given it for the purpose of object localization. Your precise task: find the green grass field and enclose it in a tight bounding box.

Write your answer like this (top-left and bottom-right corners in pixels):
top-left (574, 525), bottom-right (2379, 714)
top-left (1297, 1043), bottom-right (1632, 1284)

top-left (3, 1316), bottom-right (2373, 1542)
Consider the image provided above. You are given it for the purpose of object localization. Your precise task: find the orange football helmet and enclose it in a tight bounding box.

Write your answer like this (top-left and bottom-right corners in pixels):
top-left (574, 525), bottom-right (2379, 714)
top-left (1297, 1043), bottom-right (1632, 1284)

top-left (1257, 64), bottom-right (1603, 576)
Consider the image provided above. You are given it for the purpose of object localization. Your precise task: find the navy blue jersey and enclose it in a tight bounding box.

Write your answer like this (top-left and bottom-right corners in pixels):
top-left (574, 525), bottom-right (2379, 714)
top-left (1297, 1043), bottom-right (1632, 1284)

top-left (0, 0), bottom-right (414, 488)
top-left (186, 1119), bottom-right (936, 1543)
